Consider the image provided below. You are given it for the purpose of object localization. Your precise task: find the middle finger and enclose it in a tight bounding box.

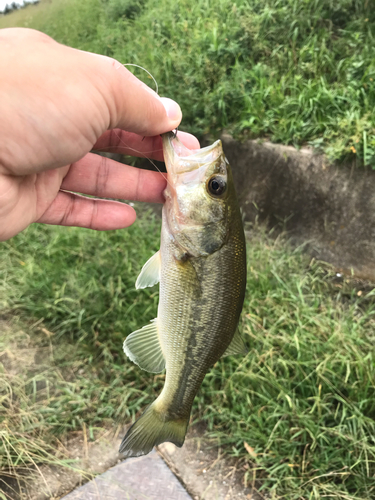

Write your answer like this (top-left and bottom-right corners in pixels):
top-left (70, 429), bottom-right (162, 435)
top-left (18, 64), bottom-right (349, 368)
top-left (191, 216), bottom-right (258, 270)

top-left (61, 153), bottom-right (167, 203)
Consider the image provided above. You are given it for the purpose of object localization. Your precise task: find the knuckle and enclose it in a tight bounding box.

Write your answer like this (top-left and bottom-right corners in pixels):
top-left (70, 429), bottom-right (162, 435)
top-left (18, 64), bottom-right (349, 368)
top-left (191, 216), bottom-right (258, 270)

top-left (95, 156), bottom-right (111, 198)
top-left (89, 200), bottom-right (99, 230)
top-left (61, 192), bottom-right (76, 226)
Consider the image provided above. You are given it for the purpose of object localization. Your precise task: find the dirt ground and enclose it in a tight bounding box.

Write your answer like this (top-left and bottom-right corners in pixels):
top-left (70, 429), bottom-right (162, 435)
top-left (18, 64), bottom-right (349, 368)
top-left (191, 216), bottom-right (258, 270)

top-left (0, 319), bottom-right (121, 500)
top-left (2, 423), bottom-right (261, 500)
top-left (1, 432), bottom-right (122, 500)
top-left (2, 427), bottom-right (261, 500)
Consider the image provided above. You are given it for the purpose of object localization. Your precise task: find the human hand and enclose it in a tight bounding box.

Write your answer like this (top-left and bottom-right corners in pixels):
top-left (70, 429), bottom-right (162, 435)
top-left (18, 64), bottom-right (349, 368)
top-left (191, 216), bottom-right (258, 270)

top-left (0, 28), bottom-right (199, 241)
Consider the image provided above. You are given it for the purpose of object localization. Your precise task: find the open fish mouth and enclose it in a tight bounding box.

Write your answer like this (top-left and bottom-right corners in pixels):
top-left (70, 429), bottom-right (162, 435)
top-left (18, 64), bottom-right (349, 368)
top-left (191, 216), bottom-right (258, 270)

top-left (162, 131), bottom-right (223, 175)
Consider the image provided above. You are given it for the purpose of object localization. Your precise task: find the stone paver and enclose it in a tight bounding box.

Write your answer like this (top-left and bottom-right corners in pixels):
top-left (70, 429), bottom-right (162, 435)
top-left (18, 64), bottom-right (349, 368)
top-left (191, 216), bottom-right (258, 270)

top-left (61, 450), bottom-right (192, 500)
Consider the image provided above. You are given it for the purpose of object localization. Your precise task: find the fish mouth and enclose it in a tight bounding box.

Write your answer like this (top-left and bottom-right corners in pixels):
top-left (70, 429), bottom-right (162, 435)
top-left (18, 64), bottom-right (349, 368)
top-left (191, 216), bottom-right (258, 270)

top-left (162, 131), bottom-right (223, 175)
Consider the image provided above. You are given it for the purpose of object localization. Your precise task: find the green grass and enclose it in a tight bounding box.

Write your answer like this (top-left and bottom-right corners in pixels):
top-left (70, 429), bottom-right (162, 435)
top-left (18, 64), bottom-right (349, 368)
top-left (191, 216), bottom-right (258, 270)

top-left (1, 211), bottom-right (375, 499)
top-left (1, 0), bottom-right (375, 167)
top-left (0, 320), bottom-right (87, 477)
top-left (1, 1), bottom-right (375, 496)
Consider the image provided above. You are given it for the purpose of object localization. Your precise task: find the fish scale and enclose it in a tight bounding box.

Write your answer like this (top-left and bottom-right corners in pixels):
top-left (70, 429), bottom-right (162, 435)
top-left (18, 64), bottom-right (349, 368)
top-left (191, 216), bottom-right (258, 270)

top-left (120, 132), bottom-right (247, 458)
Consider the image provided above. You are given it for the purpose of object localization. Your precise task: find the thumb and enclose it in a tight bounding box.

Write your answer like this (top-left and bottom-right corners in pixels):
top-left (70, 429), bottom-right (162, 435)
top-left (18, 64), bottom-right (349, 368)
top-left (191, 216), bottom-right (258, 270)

top-left (97, 57), bottom-right (182, 136)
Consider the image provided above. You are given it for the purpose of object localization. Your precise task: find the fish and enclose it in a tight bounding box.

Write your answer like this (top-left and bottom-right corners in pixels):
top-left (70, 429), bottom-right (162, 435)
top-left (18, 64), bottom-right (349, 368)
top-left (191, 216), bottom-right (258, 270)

top-left (119, 132), bottom-right (247, 458)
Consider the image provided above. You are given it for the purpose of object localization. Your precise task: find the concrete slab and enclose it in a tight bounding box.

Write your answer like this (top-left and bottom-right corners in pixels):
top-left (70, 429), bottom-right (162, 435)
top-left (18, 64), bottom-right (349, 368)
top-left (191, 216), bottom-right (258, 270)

top-left (61, 451), bottom-right (192, 500)
top-left (217, 134), bottom-right (375, 281)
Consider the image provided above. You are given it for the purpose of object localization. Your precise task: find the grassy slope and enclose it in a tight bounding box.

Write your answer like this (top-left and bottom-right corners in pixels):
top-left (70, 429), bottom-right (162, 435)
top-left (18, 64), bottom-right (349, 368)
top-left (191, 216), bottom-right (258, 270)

top-left (1, 0), bottom-right (375, 166)
top-left (1, 216), bottom-right (375, 499)
top-left (1, 1), bottom-right (375, 498)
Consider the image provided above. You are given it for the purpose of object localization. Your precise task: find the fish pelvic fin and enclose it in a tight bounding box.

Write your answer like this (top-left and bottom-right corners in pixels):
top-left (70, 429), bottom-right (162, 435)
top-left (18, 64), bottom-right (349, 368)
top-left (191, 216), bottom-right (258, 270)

top-left (135, 250), bottom-right (161, 289)
top-left (119, 401), bottom-right (189, 459)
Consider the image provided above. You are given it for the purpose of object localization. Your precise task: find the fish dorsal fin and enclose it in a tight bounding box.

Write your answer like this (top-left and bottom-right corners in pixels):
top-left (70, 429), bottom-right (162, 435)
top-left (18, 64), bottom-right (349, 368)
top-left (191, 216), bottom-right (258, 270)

top-left (136, 251), bottom-right (161, 289)
top-left (123, 319), bottom-right (165, 373)
top-left (223, 328), bottom-right (248, 357)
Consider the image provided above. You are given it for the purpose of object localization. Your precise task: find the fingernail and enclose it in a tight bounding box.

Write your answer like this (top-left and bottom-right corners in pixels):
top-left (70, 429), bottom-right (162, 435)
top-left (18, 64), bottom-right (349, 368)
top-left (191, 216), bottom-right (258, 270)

top-left (160, 97), bottom-right (182, 122)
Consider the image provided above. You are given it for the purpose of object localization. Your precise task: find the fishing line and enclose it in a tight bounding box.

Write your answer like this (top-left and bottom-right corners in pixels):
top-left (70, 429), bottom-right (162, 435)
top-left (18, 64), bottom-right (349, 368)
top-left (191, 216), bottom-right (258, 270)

top-left (93, 130), bottom-right (170, 185)
top-left (95, 63), bottom-right (174, 187)
top-left (111, 129), bottom-right (171, 188)
top-left (118, 64), bottom-right (172, 184)
top-left (123, 63), bottom-right (159, 96)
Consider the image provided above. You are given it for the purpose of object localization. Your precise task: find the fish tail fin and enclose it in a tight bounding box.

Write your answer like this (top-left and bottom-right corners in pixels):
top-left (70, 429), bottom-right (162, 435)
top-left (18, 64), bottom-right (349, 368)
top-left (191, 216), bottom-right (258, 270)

top-left (119, 400), bottom-right (189, 459)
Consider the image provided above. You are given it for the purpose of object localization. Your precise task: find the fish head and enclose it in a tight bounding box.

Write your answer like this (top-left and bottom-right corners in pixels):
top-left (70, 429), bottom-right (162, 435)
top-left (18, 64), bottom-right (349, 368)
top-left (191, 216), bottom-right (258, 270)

top-left (162, 132), bottom-right (233, 257)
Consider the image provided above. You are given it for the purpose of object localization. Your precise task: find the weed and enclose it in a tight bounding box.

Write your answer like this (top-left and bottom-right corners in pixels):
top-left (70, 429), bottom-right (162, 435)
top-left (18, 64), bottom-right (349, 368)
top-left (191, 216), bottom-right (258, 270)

top-left (1, 0), bottom-right (374, 167)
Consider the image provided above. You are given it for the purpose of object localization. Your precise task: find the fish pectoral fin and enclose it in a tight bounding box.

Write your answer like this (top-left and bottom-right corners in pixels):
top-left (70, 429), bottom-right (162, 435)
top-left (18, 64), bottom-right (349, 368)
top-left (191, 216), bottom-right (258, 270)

top-left (223, 328), bottom-right (248, 357)
top-left (123, 319), bottom-right (165, 373)
top-left (135, 251), bottom-right (161, 289)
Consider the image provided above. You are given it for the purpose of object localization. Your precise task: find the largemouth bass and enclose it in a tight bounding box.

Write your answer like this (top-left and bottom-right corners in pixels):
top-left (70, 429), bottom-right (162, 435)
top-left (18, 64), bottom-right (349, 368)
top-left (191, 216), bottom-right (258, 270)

top-left (120, 132), bottom-right (247, 458)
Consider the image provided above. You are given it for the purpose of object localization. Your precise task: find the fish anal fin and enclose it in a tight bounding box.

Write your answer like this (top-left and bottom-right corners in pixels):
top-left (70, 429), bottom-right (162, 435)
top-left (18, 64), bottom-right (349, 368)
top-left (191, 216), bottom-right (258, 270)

top-left (123, 319), bottom-right (165, 373)
top-left (223, 328), bottom-right (247, 357)
top-left (136, 251), bottom-right (161, 289)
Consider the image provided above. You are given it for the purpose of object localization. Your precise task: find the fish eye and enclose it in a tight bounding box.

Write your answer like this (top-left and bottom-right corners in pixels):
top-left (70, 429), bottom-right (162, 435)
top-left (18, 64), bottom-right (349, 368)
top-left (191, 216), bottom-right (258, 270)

top-left (207, 176), bottom-right (227, 197)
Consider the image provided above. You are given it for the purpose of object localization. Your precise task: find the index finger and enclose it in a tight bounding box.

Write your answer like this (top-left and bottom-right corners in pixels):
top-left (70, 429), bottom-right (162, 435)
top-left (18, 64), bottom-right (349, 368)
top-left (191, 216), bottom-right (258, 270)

top-left (93, 130), bottom-right (200, 161)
